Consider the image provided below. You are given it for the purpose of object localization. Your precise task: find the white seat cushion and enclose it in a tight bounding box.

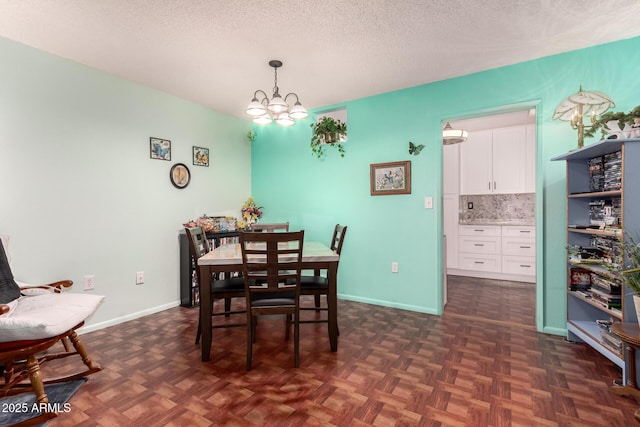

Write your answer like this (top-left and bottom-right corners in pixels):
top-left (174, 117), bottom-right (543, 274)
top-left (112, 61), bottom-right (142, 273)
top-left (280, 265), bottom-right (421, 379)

top-left (0, 293), bottom-right (105, 342)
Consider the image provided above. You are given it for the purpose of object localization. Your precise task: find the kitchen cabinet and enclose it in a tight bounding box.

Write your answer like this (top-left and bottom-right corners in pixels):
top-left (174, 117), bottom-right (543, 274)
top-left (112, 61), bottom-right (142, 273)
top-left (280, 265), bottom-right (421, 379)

top-left (501, 225), bottom-right (536, 276)
top-left (458, 225), bottom-right (501, 273)
top-left (453, 224), bottom-right (536, 282)
top-left (443, 195), bottom-right (459, 269)
top-left (460, 125), bottom-right (528, 195)
top-left (443, 143), bottom-right (460, 195)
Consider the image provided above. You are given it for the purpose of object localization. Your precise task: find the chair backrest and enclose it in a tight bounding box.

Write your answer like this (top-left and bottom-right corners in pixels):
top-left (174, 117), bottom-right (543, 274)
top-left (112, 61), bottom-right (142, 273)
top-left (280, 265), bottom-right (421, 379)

top-left (330, 224), bottom-right (348, 256)
top-left (239, 230), bottom-right (304, 296)
top-left (250, 222), bottom-right (290, 233)
top-left (185, 226), bottom-right (210, 263)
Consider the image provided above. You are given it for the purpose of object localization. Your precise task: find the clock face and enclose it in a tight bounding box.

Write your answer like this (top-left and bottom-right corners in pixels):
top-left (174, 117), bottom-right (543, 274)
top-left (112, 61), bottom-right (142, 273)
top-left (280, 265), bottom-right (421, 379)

top-left (170, 163), bottom-right (190, 189)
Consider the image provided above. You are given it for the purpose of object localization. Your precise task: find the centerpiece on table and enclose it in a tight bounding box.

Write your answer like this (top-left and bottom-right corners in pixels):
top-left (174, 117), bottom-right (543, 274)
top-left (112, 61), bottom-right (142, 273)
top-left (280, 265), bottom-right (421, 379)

top-left (239, 197), bottom-right (263, 229)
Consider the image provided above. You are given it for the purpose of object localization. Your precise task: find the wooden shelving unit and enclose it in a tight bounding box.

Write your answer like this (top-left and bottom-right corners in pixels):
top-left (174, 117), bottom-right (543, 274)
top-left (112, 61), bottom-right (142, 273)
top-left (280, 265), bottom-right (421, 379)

top-left (552, 138), bottom-right (640, 371)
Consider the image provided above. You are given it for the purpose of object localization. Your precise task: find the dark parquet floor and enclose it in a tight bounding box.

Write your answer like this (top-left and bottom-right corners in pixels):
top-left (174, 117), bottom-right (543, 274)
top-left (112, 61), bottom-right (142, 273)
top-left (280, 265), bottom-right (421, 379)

top-left (40, 275), bottom-right (640, 426)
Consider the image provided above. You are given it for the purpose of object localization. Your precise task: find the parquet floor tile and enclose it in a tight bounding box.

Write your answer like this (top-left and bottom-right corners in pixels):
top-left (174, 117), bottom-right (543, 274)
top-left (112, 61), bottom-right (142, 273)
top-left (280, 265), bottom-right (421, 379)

top-left (37, 275), bottom-right (640, 426)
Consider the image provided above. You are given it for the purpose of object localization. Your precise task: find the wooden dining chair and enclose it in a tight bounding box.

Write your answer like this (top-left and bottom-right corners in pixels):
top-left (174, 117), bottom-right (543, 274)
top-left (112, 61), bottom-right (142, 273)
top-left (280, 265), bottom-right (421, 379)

top-left (299, 224), bottom-right (347, 327)
top-left (240, 230), bottom-right (304, 370)
top-left (250, 222), bottom-right (289, 233)
top-left (185, 227), bottom-right (245, 344)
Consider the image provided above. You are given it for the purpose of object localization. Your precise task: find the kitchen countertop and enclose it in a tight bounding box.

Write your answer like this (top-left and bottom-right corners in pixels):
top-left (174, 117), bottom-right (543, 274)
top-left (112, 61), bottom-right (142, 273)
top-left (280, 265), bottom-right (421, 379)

top-left (459, 220), bottom-right (535, 226)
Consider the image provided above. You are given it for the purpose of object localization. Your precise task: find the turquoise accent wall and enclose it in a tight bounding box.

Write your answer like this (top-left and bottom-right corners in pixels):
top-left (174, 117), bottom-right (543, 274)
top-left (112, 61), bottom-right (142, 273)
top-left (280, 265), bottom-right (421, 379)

top-left (252, 36), bottom-right (640, 334)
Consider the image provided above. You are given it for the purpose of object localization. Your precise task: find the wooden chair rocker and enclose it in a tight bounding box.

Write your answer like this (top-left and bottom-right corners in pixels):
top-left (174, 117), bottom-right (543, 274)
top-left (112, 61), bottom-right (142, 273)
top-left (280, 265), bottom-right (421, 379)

top-left (0, 240), bottom-right (104, 427)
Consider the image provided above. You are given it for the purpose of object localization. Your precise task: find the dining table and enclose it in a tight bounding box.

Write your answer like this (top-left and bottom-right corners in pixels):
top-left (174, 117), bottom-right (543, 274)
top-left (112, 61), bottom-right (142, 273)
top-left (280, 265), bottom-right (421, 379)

top-left (197, 240), bottom-right (340, 362)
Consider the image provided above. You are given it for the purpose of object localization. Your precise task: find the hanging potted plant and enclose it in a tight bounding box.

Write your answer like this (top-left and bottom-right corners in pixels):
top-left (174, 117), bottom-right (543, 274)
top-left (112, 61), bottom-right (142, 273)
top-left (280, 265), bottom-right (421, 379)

top-left (310, 116), bottom-right (347, 158)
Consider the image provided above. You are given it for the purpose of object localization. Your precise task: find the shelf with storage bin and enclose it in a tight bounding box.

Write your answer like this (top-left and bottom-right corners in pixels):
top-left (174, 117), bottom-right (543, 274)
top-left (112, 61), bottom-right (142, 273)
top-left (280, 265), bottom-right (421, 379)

top-left (552, 137), bottom-right (640, 372)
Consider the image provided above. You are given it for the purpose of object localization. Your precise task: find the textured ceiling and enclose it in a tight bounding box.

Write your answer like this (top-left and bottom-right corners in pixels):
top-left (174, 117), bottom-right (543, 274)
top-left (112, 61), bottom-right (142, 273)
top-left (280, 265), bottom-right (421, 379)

top-left (1, 0), bottom-right (639, 121)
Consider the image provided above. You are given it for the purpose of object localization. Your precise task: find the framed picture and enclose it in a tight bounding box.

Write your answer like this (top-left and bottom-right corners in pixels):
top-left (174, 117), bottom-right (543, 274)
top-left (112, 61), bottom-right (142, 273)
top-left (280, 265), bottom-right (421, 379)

top-left (192, 146), bottom-right (209, 167)
top-left (370, 160), bottom-right (411, 195)
top-left (150, 137), bottom-right (171, 161)
top-left (170, 163), bottom-right (191, 189)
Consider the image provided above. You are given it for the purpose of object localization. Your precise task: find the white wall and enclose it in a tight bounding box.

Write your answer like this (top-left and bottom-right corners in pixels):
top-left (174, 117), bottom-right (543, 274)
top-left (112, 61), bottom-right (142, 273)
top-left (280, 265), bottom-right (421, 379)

top-left (0, 37), bottom-right (251, 329)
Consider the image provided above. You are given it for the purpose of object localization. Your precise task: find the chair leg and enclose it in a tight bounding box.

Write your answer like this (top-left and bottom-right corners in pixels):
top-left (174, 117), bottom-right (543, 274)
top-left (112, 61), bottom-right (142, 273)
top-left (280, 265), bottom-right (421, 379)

top-left (246, 314), bottom-right (254, 371)
top-left (314, 295), bottom-right (321, 308)
top-left (294, 314), bottom-right (300, 368)
top-left (224, 297), bottom-right (231, 317)
top-left (26, 354), bottom-right (58, 425)
top-left (285, 314), bottom-right (291, 340)
top-left (195, 318), bottom-right (202, 344)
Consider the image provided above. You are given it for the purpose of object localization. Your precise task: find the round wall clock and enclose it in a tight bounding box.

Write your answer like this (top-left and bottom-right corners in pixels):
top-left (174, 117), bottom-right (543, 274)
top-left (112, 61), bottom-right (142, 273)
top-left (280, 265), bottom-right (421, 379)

top-left (170, 163), bottom-right (190, 189)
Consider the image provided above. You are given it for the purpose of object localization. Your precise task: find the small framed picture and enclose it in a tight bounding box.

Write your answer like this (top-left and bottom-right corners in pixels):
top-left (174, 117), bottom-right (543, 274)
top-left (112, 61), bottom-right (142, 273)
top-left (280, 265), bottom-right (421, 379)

top-left (370, 160), bottom-right (411, 195)
top-left (170, 163), bottom-right (191, 189)
top-left (192, 146), bottom-right (209, 167)
top-left (150, 137), bottom-right (171, 161)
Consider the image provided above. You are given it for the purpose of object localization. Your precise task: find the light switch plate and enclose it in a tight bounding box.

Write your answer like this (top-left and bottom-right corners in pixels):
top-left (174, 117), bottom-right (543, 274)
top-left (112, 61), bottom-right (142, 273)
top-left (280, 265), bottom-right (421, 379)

top-left (424, 196), bottom-right (433, 209)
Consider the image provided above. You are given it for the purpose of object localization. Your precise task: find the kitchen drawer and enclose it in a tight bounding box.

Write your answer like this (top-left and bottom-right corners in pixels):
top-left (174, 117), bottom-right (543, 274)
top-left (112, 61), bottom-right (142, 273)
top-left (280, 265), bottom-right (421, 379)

top-left (458, 225), bottom-right (501, 237)
top-left (459, 253), bottom-right (501, 272)
top-left (502, 255), bottom-right (535, 276)
top-left (459, 236), bottom-right (500, 254)
top-left (502, 225), bottom-right (535, 238)
top-left (502, 237), bottom-right (536, 256)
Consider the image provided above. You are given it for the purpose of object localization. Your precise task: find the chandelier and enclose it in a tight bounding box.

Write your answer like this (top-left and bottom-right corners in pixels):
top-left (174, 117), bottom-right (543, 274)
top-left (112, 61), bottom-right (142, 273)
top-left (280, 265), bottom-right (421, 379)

top-left (245, 60), bottom-right (308, 127)
top-left (442, 122), bottom-right (468, 145)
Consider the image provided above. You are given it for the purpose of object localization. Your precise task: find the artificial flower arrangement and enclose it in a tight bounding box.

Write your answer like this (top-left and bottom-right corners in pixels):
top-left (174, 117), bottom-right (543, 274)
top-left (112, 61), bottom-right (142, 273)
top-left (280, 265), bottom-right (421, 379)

top-left (241, 197), bottom-right (263, 225)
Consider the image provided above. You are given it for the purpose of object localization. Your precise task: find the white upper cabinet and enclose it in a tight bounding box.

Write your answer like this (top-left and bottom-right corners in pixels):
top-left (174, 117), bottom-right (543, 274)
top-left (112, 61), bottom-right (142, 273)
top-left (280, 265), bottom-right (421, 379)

top-left (443, 143), bottom-right (460, 195)
top-left (460, 125), bottom-right (529, 195)
top-left (460, 129), bottom-right (493, 195)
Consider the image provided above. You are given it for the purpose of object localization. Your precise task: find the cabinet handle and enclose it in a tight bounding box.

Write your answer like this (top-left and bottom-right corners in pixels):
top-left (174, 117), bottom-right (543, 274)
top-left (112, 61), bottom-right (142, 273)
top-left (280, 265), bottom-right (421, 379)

top-left (474, 229), bottom-right (484, 232)
top-left (474, 243), bottom-right (484, 246)
top-left (493, 181), bottom-right (496, 190)
top-left (519, 246), bottom-right (531, 249)
top-left (488, 181), bottom-right (491, 190)
top-left (519, 265), bottom-right (531, 268)
top-left (519, 230), bottom-right (531, 233)
top-left (474, 261), bottom-right (485, 264)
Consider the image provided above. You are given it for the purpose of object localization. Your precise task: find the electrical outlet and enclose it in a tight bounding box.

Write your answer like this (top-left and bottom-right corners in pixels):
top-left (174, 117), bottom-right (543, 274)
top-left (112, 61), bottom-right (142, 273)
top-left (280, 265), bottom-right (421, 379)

top-left (391, 262), bottom-right (399, 273)
top-left (136, 271), bottom-right (144, 285)
top-left (83, 275), bottom-right (95, 291)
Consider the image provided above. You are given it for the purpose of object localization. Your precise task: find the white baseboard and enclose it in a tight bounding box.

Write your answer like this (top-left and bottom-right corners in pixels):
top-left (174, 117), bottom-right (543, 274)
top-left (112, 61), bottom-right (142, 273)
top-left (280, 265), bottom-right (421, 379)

top-left (77, 300), bottom-right (182, 335)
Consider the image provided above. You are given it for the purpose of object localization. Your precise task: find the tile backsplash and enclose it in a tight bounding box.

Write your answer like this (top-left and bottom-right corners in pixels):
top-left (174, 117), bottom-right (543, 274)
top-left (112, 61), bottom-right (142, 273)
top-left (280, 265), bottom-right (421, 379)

top-left (460, 193), bottom-right (535, 224)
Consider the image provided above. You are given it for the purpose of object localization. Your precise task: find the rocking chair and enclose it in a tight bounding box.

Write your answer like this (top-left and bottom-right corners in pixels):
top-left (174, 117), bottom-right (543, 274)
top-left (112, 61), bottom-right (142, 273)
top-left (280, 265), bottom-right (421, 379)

top-left (0, 240), bottom-right (104, 427)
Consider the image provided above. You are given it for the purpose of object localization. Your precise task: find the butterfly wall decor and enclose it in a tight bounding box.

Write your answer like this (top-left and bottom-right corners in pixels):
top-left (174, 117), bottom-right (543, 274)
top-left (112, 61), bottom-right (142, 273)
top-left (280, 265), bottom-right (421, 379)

top-left (409, 141), bottom-right (425, 156)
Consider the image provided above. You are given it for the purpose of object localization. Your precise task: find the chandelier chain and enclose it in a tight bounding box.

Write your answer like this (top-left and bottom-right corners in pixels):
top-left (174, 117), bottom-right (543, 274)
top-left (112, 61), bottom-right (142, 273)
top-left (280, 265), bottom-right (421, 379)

top-left (273, 67), bottom-right (279, 95)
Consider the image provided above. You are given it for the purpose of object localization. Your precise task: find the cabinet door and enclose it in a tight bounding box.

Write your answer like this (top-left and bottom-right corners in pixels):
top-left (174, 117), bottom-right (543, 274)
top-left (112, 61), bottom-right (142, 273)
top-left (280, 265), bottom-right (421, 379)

top-left (443, 143), bottom-right (460, 195)
top-left (525, 124), bottom-right (536, 193)
top-left (492, 126), bottom-right (527, 194)
top-left (443, 195), bottom-right (459, 269)
top-left (460, 129), bottom-right (493, 195)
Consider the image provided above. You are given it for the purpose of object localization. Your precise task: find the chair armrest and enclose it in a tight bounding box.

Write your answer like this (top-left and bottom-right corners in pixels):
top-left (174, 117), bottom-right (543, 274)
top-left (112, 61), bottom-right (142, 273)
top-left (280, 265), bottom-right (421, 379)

top-left (0, 305), bottom-right (10, 316)
top-left (19, 280), bottom-right (73, 294)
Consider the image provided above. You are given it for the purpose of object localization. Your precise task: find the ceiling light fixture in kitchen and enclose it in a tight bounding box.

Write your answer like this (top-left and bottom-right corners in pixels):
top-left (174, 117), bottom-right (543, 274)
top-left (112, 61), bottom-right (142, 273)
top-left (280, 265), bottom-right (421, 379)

top-left (442, 122), bottom-right (468, 145)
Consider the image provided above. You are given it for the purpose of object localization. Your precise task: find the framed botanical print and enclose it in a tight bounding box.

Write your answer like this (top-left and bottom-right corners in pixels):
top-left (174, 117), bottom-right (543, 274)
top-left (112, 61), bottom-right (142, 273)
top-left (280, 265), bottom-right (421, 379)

top-left (370, 161), bottom-right (411, 195)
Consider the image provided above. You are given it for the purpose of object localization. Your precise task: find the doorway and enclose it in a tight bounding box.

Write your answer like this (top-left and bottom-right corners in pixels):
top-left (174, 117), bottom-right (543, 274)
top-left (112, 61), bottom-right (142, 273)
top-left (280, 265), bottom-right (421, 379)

top-left (442, 108), bottom-right (537, 317)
